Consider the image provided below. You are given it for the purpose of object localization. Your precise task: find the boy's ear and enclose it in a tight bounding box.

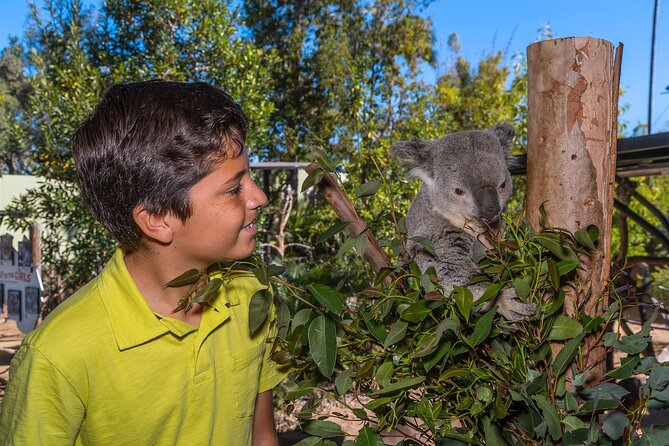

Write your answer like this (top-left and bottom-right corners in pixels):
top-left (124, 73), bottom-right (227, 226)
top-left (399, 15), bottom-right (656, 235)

top-left (132, 205), bottom-right (174, 244)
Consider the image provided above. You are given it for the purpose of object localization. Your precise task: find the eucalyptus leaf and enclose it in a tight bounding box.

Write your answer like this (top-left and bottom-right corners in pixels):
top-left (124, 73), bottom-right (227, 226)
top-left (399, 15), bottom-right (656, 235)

top-left (400, 301), bottom-right (431, 323)
top-left (453, 286), bottom-right (473, 322)
top-left (547, 316), bottom-right (583, 341)
top-left (361, 311), bottom-right (388, 343)
top-left (383, 320), bottom-right (408, 348)
top-left (335, 369), bottom-right (354, 396)
top-left (301, 168), bottom-right (325, 192)
top-left (301, 419), bottom-right (343, 438)
top-left (374, 361), bottom-right (395, 388)
top-left (248, 288), bottom-right (272, 335)
top-left (602, 411), bottom-right (629, 441)
top-left (409, 235), bottom-right (436, 256)
top-left (307, 284), bottom-right (344, 316)
top-left (166, 268), bottom-right (202, 287)
top-left (354, 427), bottom-right (384, 446)
top-left (355, 179), bottom-right (381, 199)
top-left (471, 306), bottom-right (497, 346)
top-left (607, 356), bottom-right (640, 379)
top-left (308, 315), bottom-right (337, 378)
top-left (532, 394), bottom-right (562, 441)
top-left (319, 220), bottom-right (350, 243)
top-left (370, 376), bottom-right (426, 397)
top-left (552, 333), bottom-right (585, 377)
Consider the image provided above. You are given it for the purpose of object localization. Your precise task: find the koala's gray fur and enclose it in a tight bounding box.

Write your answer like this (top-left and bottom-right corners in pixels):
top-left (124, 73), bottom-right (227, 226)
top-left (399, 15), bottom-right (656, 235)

top-left (392, 123), bottom-right (535, 320)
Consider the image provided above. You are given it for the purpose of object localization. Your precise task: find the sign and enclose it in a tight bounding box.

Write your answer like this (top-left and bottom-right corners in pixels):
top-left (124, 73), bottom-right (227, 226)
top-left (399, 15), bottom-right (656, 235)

top-left (1, 233), bottom-right (42, 333)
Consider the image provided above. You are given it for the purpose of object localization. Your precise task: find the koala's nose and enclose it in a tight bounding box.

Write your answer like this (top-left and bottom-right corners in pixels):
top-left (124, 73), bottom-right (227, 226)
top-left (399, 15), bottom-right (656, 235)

top-left (475, 186), bottom-right (501, 222)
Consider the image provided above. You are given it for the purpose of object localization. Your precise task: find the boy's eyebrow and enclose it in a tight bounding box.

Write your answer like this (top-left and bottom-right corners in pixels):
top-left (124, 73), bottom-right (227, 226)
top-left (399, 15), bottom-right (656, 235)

top-left (224, 168), bottom-right (247, 184)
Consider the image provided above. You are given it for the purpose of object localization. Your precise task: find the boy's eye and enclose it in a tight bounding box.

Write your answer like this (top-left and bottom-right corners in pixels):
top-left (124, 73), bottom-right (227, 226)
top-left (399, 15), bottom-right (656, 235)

top-left (227, 184), bottom-right (243, 195)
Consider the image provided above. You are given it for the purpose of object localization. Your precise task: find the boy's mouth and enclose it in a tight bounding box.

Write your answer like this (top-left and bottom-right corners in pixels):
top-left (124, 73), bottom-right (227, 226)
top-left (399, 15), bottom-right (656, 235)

top-left (242, 222), bottom-right (257, 233)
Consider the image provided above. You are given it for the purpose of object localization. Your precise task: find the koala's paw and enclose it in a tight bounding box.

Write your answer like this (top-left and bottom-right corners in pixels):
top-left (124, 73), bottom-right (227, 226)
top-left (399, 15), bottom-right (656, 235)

top-left (491, 288), bottom-right (536, 320)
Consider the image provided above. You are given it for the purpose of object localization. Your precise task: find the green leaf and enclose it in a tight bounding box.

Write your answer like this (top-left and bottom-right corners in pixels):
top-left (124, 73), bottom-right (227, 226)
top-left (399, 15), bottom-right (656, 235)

top-left (514, 275), bottom-right (533, 299)
top-left (557, 259), bottom-right (579, 275)
top-left (308, 315), bottom-right (337, 378)
top-left (337, 238), bottom-right (356, 258)
top-left (602, 411), bottom-right (629, 440)
top-left (607, 356), bottom-right (640, 379)
top-left (301, 420), bottom-right (343, 438)
top-left (354, 427), bottom-right (384, 446)
top-left (471, 306), bottom-right (497, 346)
top-left (311, 147), bottom-right (338, 173)
top-left (301, 168), bottom-right (325, 192)
top-left (579, 399), bottom-right (619, 413)
top-left (370, 376), bottom-right (426, 396)
top-left (408, 235), bottom-right (436, 256)
top-left (291, 437), bottom-right (322, 446)
top-left (423, 341), bottom-right (451, 372)
top-left (318, 221), bottom-right (350, 243)
top-left (482, 417), bottom-right (504, 446)
top-left (453, 286), bottom-right (473, 321)
top-left (534, 232), bottom-right (577, 261)
top-left (547, 259), bottom-right (560, 290)
top-left (574, 226), bottom-right (596, 250)
top-left (478, 282), bottom-right (503, 305)
top-left (355, 233), bottom-right (368, 256)
top-left (552, 333), bottom-right (585, 377)
top-left (166, 268), bottom-right (201, 287)
top-left (355, 179), bottom-right (381, 199)
top-left (307, 284), bottom-right (344, 316)
top-left (375, 361), bottom-right (395, 387)
top-left (361, 311), bottom-right (388, 343)
top-left (383, 320), bottom-right (408, 348)
top-left (581, 383), bottom-right (630, 401)
top-left (248, 288), bottom-right (272, 335)
top-left (544, 289), bottom-right (565, 316)
top-left (400, 301), bottom-right (431, 323)
top-left (532, 394), bottom-right (562, 440)
top-left (335, 369), bottom-right (354, 396)
top-left (191, 278), bottom-right (223, 304)
top-left (617, 333), bottom-right (651, 354)
top-left (547, 316), bottom-right (583, 341)
top-left (277, 300), bottom-right (291, 340)
top-left (562, 415), bottom-right (586, 432)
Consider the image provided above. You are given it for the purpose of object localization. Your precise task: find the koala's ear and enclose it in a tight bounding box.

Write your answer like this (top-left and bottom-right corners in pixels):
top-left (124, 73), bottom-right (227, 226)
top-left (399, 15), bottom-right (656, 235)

top-left (391, 138), bottom-right (434, 186)
top-left (490, 123), bottom-right (515, 149)
top-left (391, 137), bottom-right (431, 170)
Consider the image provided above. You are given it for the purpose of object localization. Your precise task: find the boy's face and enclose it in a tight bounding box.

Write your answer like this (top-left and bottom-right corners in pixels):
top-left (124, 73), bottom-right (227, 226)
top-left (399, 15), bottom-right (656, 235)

top-left (169, 152), bottom-right (268, 267)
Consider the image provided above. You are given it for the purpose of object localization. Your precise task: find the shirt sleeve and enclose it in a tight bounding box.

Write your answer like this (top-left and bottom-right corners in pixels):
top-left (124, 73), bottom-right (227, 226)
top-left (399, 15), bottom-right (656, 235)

top-left (0, 343), bottom-right (85, 445)
top-left (257, 304), bottom-right (290, 393)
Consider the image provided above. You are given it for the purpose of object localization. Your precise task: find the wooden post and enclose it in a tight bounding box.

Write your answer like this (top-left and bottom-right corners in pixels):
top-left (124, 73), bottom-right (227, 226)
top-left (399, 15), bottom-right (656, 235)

top-left (526, 38), bottom-right (622, 382)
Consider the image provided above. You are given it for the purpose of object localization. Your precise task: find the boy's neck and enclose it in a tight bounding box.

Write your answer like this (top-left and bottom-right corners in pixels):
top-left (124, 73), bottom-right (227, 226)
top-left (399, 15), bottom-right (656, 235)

top-left (123, 247), bottom-right (204, 327)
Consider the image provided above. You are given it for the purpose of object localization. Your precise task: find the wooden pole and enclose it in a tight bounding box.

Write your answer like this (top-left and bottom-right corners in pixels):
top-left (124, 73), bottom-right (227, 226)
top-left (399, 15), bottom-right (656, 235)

top-left (526, 38), bottom-right (622, 382)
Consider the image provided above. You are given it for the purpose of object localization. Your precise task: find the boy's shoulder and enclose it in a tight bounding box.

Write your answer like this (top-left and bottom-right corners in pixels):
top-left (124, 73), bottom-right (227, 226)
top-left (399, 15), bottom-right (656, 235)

top-left (23, 273), bottom-right (108, 355)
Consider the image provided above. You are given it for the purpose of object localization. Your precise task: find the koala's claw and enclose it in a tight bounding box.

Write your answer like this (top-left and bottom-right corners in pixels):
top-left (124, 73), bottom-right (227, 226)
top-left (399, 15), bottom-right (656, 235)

top-left (482, 288), bottom-right (536, 321)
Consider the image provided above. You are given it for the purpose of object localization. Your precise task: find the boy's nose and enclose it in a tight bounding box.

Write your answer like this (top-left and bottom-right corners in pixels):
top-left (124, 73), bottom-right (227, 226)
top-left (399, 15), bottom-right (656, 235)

top-left (249, 183), bottom-right (268, 210)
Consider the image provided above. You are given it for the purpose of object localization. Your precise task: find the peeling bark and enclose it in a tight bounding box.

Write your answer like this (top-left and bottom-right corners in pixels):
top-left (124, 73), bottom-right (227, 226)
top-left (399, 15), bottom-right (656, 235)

top-left (526, 38), bottom-right (622, 382)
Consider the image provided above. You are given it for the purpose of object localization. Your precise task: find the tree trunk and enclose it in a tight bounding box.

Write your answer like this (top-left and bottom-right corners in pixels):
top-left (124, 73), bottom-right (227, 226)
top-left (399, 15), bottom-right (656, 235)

top-left (526, 37), bottom-right (622, 382)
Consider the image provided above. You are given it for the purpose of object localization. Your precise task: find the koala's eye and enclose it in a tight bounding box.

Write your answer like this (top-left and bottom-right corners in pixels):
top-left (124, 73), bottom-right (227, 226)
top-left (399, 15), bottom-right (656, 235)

top-left (499, 181), bottom-right (506, 189)
top-left (454, 188), bottom-right (465, 196)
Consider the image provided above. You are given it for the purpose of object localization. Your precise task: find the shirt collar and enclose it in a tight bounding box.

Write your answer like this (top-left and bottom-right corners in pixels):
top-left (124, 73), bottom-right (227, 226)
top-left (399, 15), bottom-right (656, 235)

top-left (98, 249), bottom-right (233, 351)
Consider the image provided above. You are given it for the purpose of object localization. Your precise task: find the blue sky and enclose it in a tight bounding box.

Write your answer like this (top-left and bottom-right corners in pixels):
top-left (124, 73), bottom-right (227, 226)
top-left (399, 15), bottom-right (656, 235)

top-left (1, 0), bottom-right (668, 133)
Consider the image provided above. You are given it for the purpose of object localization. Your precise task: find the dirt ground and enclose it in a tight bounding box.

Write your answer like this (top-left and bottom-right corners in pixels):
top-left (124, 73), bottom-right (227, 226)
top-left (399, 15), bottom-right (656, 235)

top-left (2, 306), bottom-right (669, 444)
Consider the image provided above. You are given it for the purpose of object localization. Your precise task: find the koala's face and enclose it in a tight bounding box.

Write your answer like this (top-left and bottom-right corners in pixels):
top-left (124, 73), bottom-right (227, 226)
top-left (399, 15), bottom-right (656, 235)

top-left (392, 124), bottom-right (516, 234)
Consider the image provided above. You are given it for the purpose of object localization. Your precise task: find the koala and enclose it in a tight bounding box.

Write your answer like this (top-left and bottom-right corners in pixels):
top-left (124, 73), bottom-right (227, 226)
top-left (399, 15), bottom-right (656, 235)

top-left (392, 123), bottom-right (535, 320)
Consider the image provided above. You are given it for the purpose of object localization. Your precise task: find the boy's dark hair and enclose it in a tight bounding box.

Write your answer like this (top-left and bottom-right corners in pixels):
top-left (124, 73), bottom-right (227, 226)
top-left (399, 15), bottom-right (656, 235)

top-left (73, 80), bottom-right (248, 249)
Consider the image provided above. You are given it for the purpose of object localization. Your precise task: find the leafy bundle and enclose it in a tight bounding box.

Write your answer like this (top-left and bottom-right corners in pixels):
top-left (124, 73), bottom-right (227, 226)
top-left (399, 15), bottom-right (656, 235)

top-left (170, 184), bottom-right (669, 446)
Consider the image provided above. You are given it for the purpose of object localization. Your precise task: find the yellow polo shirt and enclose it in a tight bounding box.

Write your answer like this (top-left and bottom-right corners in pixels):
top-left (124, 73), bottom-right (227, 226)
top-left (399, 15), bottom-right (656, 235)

top-left (0, 250), bottom-right (288, 445)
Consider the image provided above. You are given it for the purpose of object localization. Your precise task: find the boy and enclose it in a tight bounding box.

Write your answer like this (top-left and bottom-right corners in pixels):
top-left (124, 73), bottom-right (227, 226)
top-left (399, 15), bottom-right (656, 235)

top-left (0, 81), bottom-right (287, 445)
